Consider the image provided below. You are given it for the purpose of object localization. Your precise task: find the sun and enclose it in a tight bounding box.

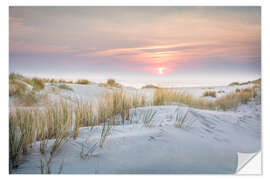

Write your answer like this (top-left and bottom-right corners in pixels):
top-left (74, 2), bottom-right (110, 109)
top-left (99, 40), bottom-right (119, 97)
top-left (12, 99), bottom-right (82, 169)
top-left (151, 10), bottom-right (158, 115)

top-left (157, 67), bottom-right (165, 75)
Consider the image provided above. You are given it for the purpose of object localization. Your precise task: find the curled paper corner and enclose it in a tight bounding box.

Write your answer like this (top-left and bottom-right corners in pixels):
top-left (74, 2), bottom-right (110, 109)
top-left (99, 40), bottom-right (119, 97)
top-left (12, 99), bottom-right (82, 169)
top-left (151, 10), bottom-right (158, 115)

top-left (236, 151), bottom-right (262, 175)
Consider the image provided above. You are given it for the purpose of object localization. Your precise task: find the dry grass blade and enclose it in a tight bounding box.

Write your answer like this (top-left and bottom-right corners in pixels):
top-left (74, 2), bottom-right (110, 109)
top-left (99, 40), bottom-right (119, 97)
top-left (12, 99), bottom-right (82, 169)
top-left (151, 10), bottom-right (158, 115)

top-left (9, 108), bottom-right (37, 170)
top-left (174, 108), bottom-right (192, 128)
top-left (9, 113), bottom-right (24, 170)
top-left (80, 142), bottom-right (98, 159)
top-left (99, 121), bottom-right (112, 148)
top-left (40, 128), bottom-right (70, 174)
top-left (142, 109), bottom-right (157, 128)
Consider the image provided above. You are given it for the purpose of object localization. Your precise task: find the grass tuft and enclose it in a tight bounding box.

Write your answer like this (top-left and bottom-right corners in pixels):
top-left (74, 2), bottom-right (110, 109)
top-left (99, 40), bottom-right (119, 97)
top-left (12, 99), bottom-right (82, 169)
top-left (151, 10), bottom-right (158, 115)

top-left (31, 78), bottom-right (45, 91)
top-left (202, 91), bottom-right (216, 98)
top-left (141, 84), bottom-right (160, 89)
top-left (80, 143), bottom-right (98, 159)
top-left (17, 91), bottom-right (39, 106)
top-left (153, 86), bottom-right (259, 111)
top-left (142, 109), bottom-right (157, 128)
top-left (99, 121), bottom-right (111, 148)
top-left (75, 79), bottom-right (90, 85)
top-left (174, 108), bottom-right (194, 129)
top-left (9, 109), bottom-right (36, 170)
top-left (215, 87), bottom-right (257, 110)
top-left (58, 84), bottom-right (73, 91)
top-left (99, 79), bottom-right (122, 88)
top-left (153, 88), bottom-right (216, 109)
top-left (9, 80), bottom-right (28, 97)
top-left (228, 82), bottom-right (240, 86)
top-left (97, 90), bottom-right (146, 125)
top-left (73, 100), bottom-right (96, 139)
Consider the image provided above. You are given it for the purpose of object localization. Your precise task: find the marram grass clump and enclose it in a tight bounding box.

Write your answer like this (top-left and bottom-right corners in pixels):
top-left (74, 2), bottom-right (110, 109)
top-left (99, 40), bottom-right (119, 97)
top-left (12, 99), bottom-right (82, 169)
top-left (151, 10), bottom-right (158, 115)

top-left (31, 78), bottom-right (45, 91)
top-left (153, 86), bottom-right (259, 111)
top-left (202, 91), bottom-right (216, 98)
top-left (153, 88), bottom-right (216, 109)
top-left (97, 90), bottom-right (146, 124)
top-left (58, 84), bottom-right (73, 91)
top-left (75, 79), bottom-right (90, 85)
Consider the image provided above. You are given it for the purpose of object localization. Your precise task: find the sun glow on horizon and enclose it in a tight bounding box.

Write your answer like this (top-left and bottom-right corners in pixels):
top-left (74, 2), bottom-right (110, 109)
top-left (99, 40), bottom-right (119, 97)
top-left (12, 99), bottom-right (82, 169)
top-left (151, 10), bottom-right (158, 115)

top-left (157, 67), bottom-right (165, 75)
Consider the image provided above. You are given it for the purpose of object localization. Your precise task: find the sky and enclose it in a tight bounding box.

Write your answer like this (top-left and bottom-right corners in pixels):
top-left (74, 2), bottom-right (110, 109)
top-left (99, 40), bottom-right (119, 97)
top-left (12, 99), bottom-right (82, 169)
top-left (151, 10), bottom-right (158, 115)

top-left (9, 7), bottom-right (261, 88)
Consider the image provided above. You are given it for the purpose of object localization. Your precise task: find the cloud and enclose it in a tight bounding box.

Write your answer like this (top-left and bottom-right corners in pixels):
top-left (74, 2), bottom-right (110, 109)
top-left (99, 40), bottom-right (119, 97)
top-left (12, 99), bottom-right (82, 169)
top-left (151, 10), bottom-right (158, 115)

top-left (10, 41), bottom-right (75, 54)
top-left (79, 42), bottom-right (210, 57)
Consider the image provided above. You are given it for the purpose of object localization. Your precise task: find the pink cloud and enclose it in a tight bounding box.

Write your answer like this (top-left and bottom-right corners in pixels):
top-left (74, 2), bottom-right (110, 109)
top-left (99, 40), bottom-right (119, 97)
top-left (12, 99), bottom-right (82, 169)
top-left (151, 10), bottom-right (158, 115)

top-left (79, 42), bottom-right (208, 57)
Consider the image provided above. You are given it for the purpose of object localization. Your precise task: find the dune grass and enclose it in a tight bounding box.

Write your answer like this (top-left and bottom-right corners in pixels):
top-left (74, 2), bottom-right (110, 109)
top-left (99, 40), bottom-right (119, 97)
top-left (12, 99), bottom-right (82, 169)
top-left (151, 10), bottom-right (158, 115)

top-left (58, 79), bottom-right (73, 84)
top-left (9, 99), bottom-right (95, 171)
top-left (16, 91), bottom-right (40, 106)
top-left (228, 82), bottom-right (240, 86)
top-left (75, 79), bottom-right (90, 85)
top-left (97, 90), bottom-right (146, 125)
top-left (141, 84), bottom-right (160, 89)
top-left (235, 88), bottom-right (241, 93)
top-left (251, 78), bottom-right (261, 85)
top-left (99, 79), bottom-right (122, 88)
top-left (9, 80), bottom-right (28, 97)
top-left (38, 117), bottom-right (49, 155)
top-left (9, 111), bottom-right (25, 170)
top-left (9, 73), bottom-right (32, 85)
top-left (216, 87), bottom-right (258, 110)
top-left (31, 78), bottom-right (45, 91)
top-left (10, 95), bottom-right (124, 170)
top-left (132, 93), bottom-right (146, 108)
top-left (228, 78), bottom-right (261, 86)
top-left (9, 79), bottom-right (260, 171)
top-left (202, 91), bottom-right (216, 98)
top-left (142, 109), bottom-right (157, 128)
top-left (9, 101), bottom-right (73, 171)
top-left (217, 90), bottom-right (225, 93)
top-left (99, 121), bottom-right (112, 148)
top-left (9, 73), bottom-right (23, 81)
top-left (80, 143), bottom-right (98, 159)
top-left (9, 74), bottom-right (49, 106)
top-left (40, 129), bottom-right (70, 174)
top-left (174, 109), bottom-right (189, 128)
top-left (9, 109), bottom-right (37, 170)
top-left (58, 84), bottom-right (73, 91)
top-left (174, 108), bottom-right (194, 129)
top-left (153, 88), bottom-right (216, 109)
top-left (48, 79), bottom-right (73, 84)
top-left (73, 100), bottom-right (96, 139)
top-left (97, 90), bottom-right (131, 124)
top-left (9, 74), bottom-right (55, 92)
top-left (106, 79), bottom-right (121, 87)
top-left (9, 73), bottom-right (29, 97)
top-left (153, 86), bottom-right (259, 110)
